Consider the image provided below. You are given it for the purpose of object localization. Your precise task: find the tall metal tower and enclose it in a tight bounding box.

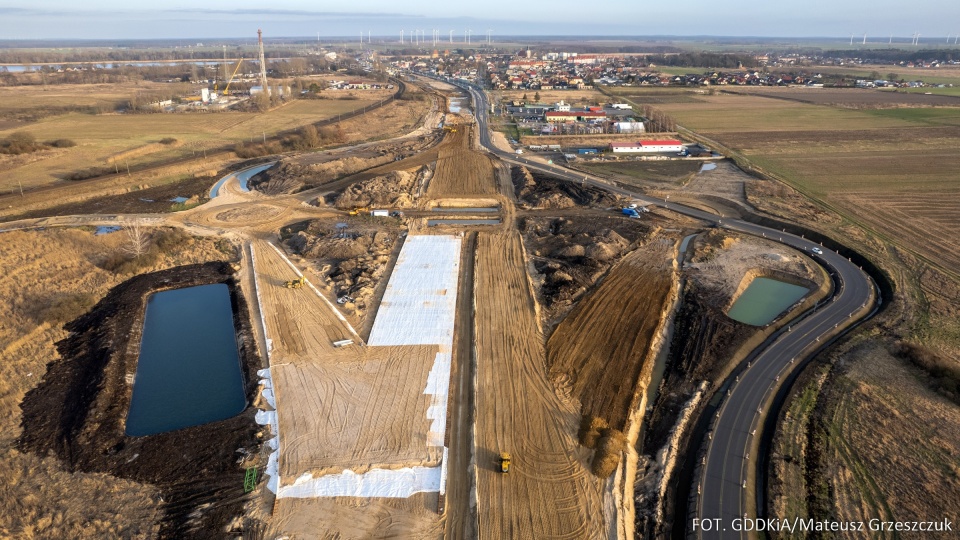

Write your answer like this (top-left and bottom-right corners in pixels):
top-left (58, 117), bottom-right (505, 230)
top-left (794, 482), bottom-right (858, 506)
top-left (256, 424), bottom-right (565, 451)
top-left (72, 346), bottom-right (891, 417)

top-left (257, 28), bottom-right (269, 96)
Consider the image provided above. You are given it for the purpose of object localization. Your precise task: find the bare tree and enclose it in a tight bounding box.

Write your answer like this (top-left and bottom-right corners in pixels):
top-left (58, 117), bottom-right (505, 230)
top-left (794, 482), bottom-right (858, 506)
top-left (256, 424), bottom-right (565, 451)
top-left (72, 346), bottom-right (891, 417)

top-left (123, 220), bottom-right (150, 258)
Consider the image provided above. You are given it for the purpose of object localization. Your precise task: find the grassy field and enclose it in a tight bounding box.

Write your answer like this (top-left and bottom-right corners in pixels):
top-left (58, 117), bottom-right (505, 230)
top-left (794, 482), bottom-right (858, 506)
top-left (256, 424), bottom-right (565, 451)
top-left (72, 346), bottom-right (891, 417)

top-left (0, 85), bottom-right (391, 190)
top-left (774, 339), bottom-right (960, 537)
top-left (885, 86), bottom-right (960, 97)
top-left (814, 65), bottom-right (960, 86)
top-left (0, 81), bottom-right (194, 119)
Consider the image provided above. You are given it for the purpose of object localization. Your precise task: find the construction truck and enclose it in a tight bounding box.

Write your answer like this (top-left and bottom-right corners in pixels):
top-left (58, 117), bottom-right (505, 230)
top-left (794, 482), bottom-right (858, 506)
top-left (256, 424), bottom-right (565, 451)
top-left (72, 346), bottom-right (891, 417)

top-left (498, 452), bottom-right (511, 473)
top-left (284, 276), bottom-right (306, 289)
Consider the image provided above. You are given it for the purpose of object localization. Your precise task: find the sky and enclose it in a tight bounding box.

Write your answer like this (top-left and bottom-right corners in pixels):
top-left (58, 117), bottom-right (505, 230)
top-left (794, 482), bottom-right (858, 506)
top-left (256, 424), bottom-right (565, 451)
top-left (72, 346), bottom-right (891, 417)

top-left (1, 1), bottom-right (958, 41)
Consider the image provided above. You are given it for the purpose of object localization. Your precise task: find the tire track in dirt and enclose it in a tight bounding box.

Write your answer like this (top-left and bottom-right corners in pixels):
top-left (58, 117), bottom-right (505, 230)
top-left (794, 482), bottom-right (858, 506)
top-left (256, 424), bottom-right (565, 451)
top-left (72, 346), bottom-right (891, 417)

top-left (473, 231), bottom-right (605, 539)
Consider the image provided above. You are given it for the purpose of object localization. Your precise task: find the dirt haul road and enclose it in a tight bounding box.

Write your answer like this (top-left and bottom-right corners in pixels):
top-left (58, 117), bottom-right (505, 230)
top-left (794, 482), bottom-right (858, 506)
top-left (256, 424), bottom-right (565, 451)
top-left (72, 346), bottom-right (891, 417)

top-left (427, 129), bottom-right (497, 197)
top-left (473, 231), bottom-right (606, 539)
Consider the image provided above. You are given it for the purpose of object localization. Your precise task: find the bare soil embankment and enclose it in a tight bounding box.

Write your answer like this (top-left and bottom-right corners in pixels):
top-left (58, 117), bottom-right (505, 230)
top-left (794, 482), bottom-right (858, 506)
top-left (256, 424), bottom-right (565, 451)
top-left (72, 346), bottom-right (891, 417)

top-left (17, 262), bottom-right (264, 539)
top-left (513, 165), bottom-right (621, 209)
top-left (547, 240), bottom-right (674, 431)
top-left (281, 218), bottom-right (403, 328)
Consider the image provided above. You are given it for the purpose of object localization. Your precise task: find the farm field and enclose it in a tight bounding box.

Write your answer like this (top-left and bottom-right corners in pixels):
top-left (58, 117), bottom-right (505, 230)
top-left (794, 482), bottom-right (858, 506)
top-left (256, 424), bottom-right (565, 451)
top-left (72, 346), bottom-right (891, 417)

top-left (814, 64), bottom-right (960, 86)
top-left (720, 86), bottom-right (960, 107)
top-left (0, 90), bottom-right (391, 191)
top-left (656, 94), bottom-right (921, 131)
top-left (473, 231), bottom-right (606, 539)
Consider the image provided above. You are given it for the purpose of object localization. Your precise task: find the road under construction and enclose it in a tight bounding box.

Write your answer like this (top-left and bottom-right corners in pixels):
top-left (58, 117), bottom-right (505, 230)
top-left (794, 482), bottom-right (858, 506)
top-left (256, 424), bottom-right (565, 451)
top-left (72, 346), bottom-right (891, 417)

top-left (0, 74), bottom-right (879, 539)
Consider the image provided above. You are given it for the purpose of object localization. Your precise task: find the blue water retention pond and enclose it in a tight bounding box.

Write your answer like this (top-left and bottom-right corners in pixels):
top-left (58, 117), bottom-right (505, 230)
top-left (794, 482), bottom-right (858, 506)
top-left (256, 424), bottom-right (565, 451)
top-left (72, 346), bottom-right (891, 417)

top-left (126, 283), bottom-right (246, 436)
top-left (727, 277), bottom-right (810, 326)
top-left (208, 163), bottom-right (275, 198)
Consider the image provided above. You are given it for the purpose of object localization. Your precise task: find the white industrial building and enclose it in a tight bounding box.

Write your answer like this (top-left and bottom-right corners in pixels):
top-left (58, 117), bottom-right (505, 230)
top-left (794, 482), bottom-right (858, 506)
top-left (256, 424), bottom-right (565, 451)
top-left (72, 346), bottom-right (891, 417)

top-left (610, 139), bottom-right (683, 153)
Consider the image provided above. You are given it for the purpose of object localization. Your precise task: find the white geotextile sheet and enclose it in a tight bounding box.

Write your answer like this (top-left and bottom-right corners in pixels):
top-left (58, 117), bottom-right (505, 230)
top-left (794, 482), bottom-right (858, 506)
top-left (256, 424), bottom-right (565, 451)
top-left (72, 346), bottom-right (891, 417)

top-left (424, 352), bottom-right (451, 447)
top-left (368, 235), bottom-right (461, 347)
top-left (254, 367), bottom-right (281, 494)
top-left (278, 466), bottom-right (442, 499)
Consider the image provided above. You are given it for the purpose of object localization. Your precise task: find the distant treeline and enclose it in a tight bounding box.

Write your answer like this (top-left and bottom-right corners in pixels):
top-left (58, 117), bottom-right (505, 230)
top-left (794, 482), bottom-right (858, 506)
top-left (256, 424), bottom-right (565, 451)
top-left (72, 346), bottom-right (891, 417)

top-left (0, 47), bottom-right (314, 65)
top-left (819, 48), bottom-right (960, 63)
top-left (0, 57), bottom-right (340, 88)
top-left (643, 52), bottom-right (760, 69)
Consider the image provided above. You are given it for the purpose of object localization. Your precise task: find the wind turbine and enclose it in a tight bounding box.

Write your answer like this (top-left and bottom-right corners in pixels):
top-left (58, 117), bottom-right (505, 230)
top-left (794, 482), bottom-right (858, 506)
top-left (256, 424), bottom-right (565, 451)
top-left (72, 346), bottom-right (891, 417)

top-left (449, 30), bottom-right (454, 44)
top-left (487, 29), bottom-right (492, 45)
top-left (850, 33), bottom-right (854, 46)
top-left (862, 33), bottom-right (867, 45)
top-left (400, 29), bottom-right (404, 44)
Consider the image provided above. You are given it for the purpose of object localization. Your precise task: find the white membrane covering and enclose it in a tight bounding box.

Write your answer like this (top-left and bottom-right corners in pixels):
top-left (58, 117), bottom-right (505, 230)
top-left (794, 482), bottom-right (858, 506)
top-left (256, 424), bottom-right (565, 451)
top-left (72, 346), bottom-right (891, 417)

top-left (368, 235), bottom-right (462, 347)
top-left (278, 466), bottom-right (443, 499)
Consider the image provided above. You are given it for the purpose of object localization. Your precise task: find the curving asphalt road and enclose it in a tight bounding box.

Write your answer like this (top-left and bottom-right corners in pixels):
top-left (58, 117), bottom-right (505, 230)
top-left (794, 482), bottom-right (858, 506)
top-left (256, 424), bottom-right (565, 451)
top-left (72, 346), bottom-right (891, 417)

top-left (443, 76), bottom-right (877, 538)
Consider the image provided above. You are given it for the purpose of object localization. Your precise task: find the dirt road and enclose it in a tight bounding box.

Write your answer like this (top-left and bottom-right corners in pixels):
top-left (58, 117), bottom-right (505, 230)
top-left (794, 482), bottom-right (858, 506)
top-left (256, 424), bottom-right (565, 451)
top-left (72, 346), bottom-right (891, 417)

top-left (473, 231), bottom-right (606, 539)
top-left (445, 231), bottom-right (478, 540)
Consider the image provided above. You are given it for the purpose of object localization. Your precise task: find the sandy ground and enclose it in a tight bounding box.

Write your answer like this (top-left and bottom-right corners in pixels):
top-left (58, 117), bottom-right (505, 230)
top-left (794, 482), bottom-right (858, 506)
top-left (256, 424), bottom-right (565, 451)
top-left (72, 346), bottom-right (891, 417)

top-left (473, 231), bottom-right (606, 539)
top-left (269, 493), bottom-right (444, 540)
top-left (686, 229), bottom-right (821, 304)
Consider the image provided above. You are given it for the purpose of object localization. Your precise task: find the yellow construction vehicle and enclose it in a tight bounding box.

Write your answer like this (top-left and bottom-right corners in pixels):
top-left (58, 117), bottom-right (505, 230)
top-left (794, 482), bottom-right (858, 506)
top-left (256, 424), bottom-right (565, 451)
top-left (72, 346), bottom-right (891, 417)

top-left (443, 126), bottom-right (457, 133)
top-left (348, 206), bottom-right (369, 216)
top-left (284, 276), bottom-right (306, 289)
top-left (498, 452), bottom-right (511, 473)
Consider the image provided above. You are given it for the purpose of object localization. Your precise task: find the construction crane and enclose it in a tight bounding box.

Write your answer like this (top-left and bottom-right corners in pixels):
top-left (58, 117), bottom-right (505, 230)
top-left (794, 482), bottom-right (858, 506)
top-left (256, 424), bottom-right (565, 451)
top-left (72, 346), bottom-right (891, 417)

top-left (222, 58), bottom-right (244, 95)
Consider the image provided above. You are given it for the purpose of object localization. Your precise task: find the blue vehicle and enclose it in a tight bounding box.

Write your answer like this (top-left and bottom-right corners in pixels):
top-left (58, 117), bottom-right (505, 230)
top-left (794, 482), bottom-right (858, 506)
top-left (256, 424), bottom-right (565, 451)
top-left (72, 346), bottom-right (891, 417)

top-left (622, 208), bottom-right (641, 218)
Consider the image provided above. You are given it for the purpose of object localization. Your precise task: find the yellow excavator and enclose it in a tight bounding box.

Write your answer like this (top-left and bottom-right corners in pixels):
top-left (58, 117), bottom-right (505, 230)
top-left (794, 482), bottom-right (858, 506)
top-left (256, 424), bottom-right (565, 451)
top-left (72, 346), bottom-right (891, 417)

top-left (348, 206), bottom-right (369, 216)
top-left (284, 276), bottom-right (306, 289)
